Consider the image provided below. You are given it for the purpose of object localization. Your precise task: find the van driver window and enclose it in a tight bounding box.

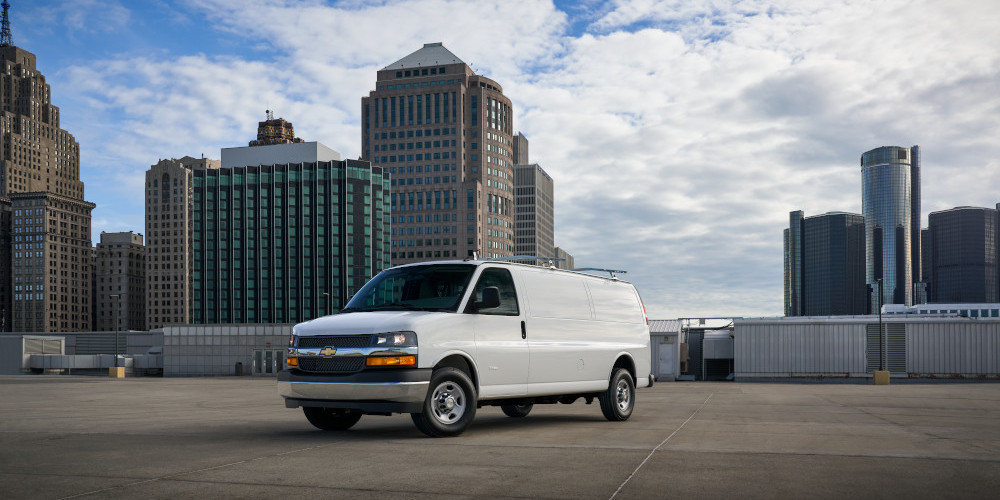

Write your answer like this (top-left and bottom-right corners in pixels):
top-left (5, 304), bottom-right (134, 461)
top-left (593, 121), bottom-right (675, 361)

top-left (469, 268), bottom-right (519, 315)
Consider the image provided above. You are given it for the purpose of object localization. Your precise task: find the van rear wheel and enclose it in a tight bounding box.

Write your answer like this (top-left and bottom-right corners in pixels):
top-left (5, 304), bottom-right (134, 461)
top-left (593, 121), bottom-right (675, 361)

top-left (303, 407), bottom-right (363, 431)
top-left (411, 367), bottom-right (477, 437)
top-left (501, 403), bottom-right (533, 418)
top-left (599, 368), bottom-right (635, 421)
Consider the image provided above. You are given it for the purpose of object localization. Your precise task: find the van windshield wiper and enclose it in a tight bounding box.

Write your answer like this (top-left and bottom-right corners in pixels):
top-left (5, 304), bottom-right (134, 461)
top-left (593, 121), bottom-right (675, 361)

top-left (368, 303), bottom-right (425, 311)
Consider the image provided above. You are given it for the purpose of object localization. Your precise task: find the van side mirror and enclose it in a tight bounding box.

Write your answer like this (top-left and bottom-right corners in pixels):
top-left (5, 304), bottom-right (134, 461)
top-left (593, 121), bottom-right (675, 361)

top-left (475, 286), bottom-right (501, 310)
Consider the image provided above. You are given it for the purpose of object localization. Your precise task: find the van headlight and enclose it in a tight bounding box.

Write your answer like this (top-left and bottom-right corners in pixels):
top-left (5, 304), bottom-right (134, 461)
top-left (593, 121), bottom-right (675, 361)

top-left (371, 331), bottom-right (417, 347)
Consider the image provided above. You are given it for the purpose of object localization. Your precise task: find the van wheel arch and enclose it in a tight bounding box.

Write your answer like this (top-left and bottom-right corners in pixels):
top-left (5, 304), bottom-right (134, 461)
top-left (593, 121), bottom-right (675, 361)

top-left (434, 354), bottom-right (479, 392)
top-left (612, 354), bottom-right (637, 386)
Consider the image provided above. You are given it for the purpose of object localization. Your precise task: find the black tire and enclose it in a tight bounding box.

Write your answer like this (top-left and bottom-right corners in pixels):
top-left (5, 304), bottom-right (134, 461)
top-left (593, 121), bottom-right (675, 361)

top-left (303, 407), bottom-right (363, 431)
top-left (599, 368), bottom-right (635, 421)
top-left (411, 367), bottom-right (477, 437)
top-left (501, 403), bottom-right (533, 418)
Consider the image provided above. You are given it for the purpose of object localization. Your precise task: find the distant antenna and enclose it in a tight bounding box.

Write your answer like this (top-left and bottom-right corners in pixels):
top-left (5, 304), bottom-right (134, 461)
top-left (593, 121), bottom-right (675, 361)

top-left (266, 109), bottom-right (274, 120)
top-left (1, 1), bottom-right (12, 47)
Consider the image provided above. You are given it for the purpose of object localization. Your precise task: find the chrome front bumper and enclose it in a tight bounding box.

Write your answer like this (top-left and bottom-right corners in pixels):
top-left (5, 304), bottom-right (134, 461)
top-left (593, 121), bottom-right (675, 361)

top-left (278, 368), bottom-right (431, 413)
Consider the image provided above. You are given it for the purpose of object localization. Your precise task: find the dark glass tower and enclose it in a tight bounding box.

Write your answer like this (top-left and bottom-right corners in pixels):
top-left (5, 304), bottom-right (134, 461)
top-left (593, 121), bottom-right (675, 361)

top-left (783, 211), bottom-right (804, 316)
top-left (191, 161), bottom-right (390, 324)
top-left (785, 211), bottom-right (867, 316)
top-left (925, 205), bottom-right (999, 303)
top-left (861, 146), bottom-right (920, 310)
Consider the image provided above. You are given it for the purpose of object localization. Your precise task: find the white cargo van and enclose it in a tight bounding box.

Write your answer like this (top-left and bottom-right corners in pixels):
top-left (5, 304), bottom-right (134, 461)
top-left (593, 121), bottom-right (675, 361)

top-left (278, 259), bottom-right (652, 437)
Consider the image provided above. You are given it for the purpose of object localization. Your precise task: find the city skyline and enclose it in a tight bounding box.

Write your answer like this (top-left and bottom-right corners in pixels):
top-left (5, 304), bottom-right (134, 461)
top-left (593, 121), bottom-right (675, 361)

top-left (11, 0), bottom-right (1000, 318)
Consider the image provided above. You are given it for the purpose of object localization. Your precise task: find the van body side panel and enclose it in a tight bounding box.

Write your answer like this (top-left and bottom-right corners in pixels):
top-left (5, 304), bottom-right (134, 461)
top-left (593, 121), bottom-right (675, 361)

top-left (471, 314), bottom-right (529, 398)
top-left (522, 316), bottom-right (610, 391)
top-left (517, 268), bottom-right (652, 396)
top-left (418, 316), bottom-right (477, 370)
top-left (589, 280), bottom-right (647, 324)
top-left (516, 269), bottom-right (610, 391)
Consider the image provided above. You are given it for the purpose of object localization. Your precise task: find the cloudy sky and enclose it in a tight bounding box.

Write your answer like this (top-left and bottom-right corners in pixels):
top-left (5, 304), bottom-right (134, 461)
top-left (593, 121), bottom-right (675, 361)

top-left (12, 0), bottom-right (1000, 318)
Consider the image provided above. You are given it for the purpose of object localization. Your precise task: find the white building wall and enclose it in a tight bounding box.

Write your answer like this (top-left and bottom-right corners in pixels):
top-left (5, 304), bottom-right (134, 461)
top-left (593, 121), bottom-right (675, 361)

top-left (736, 320), bottom-right (871, 378)
top-left (735, 317), bottom-right (1000, 379)
top-left (221, 142), bottom-right (341, 167)
top-left (906, 321), bottom-right (1000, 375)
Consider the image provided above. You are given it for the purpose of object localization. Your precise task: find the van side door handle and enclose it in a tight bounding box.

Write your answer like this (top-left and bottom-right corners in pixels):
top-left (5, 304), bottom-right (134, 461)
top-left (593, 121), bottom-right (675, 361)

top-left (521, 321), bottom-right (526, 339)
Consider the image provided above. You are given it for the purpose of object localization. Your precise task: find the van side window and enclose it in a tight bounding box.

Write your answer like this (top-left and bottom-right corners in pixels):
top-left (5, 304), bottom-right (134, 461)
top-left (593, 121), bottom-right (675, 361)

top-left (468, 268), bottom-right (520, 316)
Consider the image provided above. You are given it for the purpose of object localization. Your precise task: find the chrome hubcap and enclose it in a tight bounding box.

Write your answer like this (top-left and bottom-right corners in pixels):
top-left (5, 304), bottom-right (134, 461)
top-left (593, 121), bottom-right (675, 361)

top-left (431, 381), bottom-right (466, 425)
top-left (616, 379), bottom-right (631, 411)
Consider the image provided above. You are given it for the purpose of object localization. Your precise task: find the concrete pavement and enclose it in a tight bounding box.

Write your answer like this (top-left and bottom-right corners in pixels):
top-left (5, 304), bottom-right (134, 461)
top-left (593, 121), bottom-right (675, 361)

top-left (1, 376), bottom-right (998, 499)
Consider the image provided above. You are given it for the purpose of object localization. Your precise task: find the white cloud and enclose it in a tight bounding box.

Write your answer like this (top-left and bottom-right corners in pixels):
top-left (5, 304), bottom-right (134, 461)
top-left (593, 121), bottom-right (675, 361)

top-left (51, 0), bottom-right (1000, 317)
top-left (22, 0), bottom-right (131, 34)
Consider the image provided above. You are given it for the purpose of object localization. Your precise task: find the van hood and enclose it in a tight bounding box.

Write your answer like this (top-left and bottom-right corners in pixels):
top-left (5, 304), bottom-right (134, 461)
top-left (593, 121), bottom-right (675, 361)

top-left (293, 311), bottom-right (452, 337)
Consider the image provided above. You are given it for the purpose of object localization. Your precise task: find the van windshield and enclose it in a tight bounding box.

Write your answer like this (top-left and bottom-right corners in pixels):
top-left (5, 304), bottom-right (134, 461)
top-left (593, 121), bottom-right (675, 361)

top-left (342, 264), bottom-right (476, 313)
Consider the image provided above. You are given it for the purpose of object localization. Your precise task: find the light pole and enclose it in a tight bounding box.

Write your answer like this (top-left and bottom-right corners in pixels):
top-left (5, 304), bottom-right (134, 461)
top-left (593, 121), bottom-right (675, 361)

top-left (876, 279), bottom-right (884, 372)
top-left (322, 292), bottom-right (331, 316)
top-left (110, 294), bottom-right (121, 368)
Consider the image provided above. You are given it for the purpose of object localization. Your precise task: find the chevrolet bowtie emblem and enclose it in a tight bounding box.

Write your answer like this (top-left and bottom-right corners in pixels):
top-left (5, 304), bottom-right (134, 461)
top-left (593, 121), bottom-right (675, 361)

top-left (319, 347), bottom-right (337, 357)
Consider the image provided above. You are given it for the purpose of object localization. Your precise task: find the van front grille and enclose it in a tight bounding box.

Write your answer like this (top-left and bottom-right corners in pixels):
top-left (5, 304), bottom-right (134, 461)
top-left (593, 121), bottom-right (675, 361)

top-left (297, 357), bottom-right (365, 374)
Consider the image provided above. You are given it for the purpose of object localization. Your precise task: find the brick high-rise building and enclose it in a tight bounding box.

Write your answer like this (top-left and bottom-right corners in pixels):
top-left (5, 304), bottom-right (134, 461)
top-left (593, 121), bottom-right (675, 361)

top-left (362, 42), bottom-right (516, 263)
top-left (249, 110), bottom-right (303, 146)
top-left (145, 156), bottom-right (220, 329)
top-left (1, 3), bottom-right (96, 332)
top-left (95, 231), bottom-right (145, 331)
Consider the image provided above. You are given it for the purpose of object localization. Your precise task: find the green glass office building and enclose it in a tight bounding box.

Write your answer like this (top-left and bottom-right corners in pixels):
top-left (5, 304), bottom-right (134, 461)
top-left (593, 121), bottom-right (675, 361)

top-left (191, 160), bottom-right (390, 324)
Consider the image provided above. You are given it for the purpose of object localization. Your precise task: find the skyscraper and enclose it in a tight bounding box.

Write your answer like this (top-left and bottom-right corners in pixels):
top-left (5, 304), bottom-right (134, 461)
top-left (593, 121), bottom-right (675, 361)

top-left (249, 110), bottom-right (303, 146)
top-left (512, 132), bottom-right (529, 165)
top-left (362, 42), bottom-right (516, 263)
top-left (925, 205), bottom-right (999, 303)
top-left (784, 211), bottom-right (804, 316)
top-left (145, 156), bottom-right (220, 329)
top-left (554, 246), bottom-right (575, 270)
top-left (512, 133), bottom-right (554, 261)
top-left (1, 3), bottom-right (95, 332)
top-left (784, 211), bottom-right (867, 316)
top-left (191, 159), bottom-right (390, 324)
top-left (861, 145), bottom-right (920, 309)
top-left (94, 231), bottom-right (145, 331)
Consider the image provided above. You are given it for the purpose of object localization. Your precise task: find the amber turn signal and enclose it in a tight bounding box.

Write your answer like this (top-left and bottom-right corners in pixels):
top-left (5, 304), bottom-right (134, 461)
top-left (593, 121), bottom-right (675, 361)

top-left (365, 356), bottom-right (416, 367)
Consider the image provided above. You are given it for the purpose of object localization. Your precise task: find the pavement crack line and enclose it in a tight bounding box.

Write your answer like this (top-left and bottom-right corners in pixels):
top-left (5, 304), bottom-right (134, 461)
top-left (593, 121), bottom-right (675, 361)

top-left (819, 395), bottom-right (998, 457)
top-left (609, 392), bottom-right (715, 500)
top-left (56, 442), bottom-right (338, 500)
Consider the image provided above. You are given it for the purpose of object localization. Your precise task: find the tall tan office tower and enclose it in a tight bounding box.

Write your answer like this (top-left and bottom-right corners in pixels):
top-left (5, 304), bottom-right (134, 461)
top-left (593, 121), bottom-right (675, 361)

top-left (362, 43), bottom-right (516, 263)
top-left (144, 156), bottom-right (220, 329)
top-left (0, 1), bottom-right (96, 332)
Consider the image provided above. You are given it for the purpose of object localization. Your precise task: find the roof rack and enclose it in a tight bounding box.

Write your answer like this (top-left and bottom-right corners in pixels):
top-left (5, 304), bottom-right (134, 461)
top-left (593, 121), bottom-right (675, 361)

top-left (571, 268), bottom-right (628, 280)
top-left (486, 255), bottom-right (564, 268)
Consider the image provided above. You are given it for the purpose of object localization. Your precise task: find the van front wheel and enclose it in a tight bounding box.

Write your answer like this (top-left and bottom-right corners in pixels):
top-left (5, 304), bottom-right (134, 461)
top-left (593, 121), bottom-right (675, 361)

top-left (599, 368), bottom-right (635, 421)
top-left (411, 367), bottom-right (477, 437)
